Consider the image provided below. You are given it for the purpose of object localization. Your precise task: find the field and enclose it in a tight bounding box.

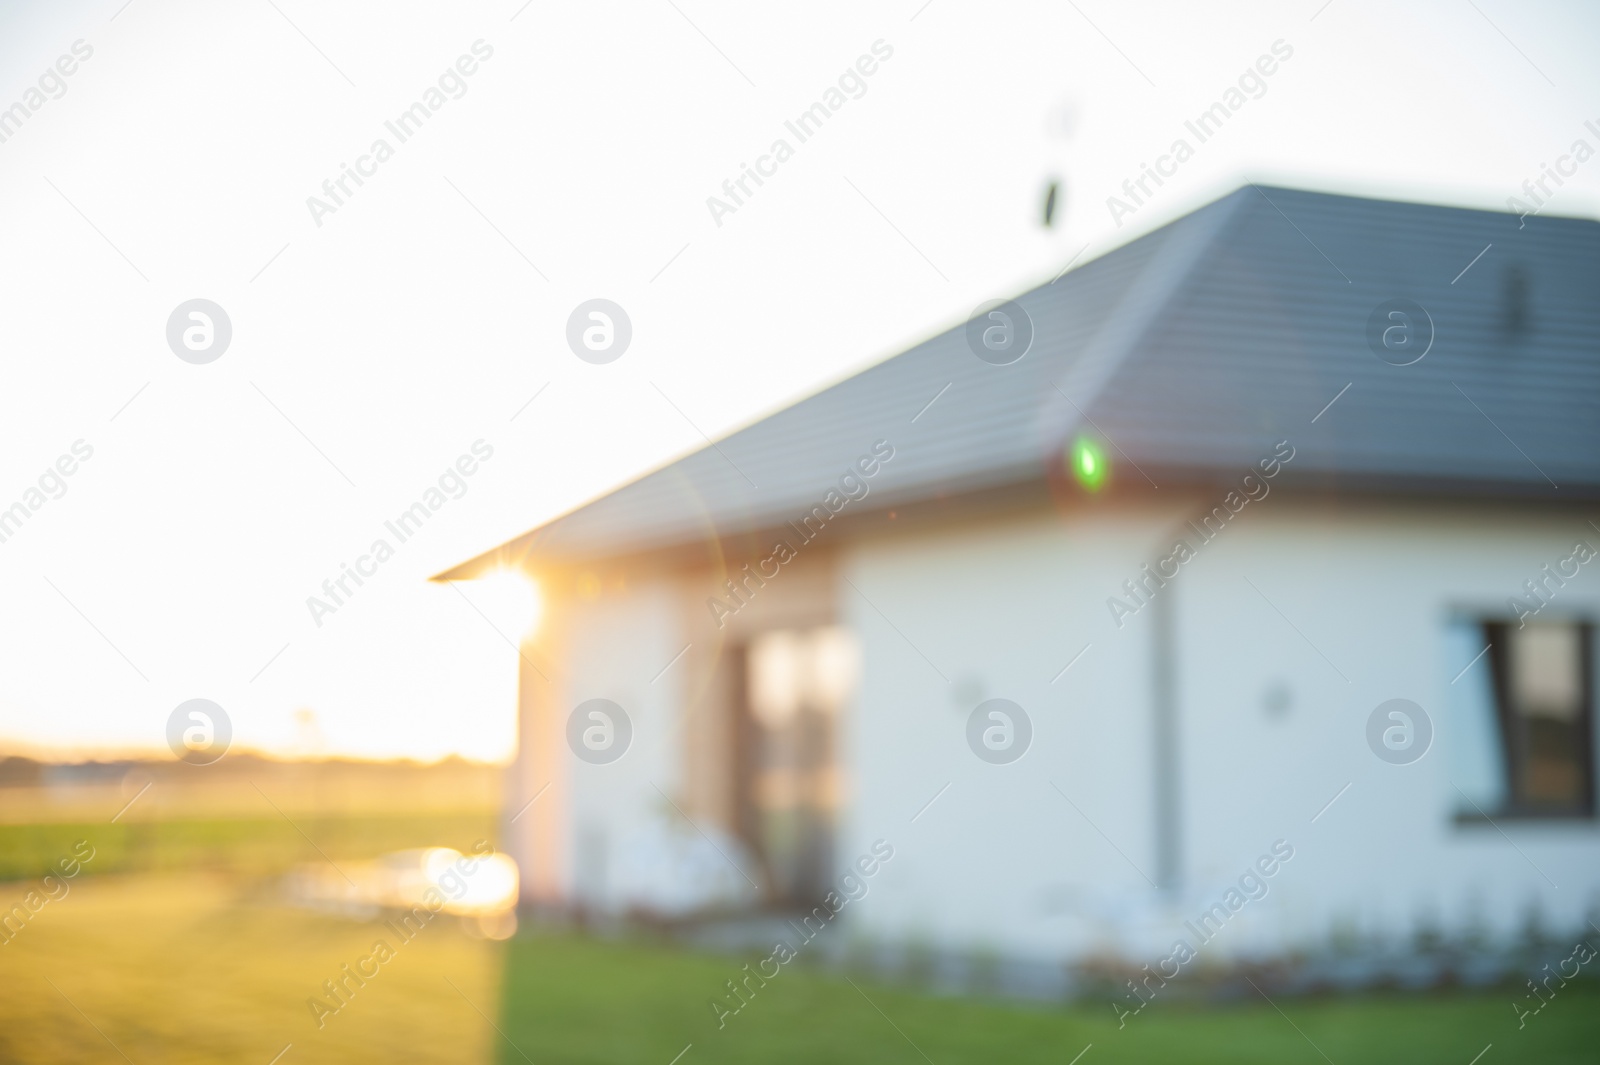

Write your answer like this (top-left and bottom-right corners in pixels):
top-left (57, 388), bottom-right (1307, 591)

top-left (0, 813), bottom-right (497, 881)
top-left (2, 869), bottom-right (1596, 1064)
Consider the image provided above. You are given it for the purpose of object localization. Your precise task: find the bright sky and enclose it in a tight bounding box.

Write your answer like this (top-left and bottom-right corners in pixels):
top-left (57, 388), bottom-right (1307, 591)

top-left (0, 0), bottom-right (1596, 763)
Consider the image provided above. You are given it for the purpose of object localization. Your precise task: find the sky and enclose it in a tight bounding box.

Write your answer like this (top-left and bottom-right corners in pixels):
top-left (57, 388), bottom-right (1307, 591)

top-left (0, 0), bottom-right (1596, 763)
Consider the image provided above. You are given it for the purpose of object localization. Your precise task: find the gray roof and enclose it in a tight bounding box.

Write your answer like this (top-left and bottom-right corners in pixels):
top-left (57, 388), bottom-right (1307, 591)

top-left (442, 184), bottom-right (1600, 574)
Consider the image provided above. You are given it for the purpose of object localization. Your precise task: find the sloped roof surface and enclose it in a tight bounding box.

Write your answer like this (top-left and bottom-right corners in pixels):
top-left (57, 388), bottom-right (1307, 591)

top-left (445, 185), bottom-right (1600, 572)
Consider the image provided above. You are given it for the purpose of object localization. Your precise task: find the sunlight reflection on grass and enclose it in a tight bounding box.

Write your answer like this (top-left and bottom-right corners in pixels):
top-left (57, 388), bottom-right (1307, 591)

top-left (0, 872), bottom-right (505, 1064)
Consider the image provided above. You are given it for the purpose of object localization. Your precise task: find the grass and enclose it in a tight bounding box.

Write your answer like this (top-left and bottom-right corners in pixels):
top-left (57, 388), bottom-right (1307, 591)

top-left (0, 813), bottom-right (496, 880)
top-left (1, 867), bottom-right (1594, 1063)
top-left (496, 932), bottom-right (1600, 1065)
top-left (0, 872), bottom-right (504, 1064)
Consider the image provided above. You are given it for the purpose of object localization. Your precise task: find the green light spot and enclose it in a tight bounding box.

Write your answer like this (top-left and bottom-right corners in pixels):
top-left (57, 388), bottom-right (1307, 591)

top-left (1071, 437), bottom-right (1109, 491)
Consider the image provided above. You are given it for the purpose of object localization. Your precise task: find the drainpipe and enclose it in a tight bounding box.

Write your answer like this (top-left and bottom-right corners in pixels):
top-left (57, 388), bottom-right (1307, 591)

top-left (1151, 580), bottom-right (1180, 896)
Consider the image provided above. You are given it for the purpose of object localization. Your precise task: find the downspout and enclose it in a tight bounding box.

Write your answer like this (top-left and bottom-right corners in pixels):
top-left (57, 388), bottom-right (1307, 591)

top-left (1151, 575), bottom-right (1180, 896)
top-left (1149, 500), bottom-right (1219, 899)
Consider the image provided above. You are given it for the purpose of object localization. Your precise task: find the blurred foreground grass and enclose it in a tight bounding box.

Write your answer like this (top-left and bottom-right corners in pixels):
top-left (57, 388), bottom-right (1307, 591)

top-left (4, 869), bottom-right (1592, 1064)
top-left (498, 933), bottom-right (1600, 1065)
top-left (0, 872), bottom-right (504, 1064)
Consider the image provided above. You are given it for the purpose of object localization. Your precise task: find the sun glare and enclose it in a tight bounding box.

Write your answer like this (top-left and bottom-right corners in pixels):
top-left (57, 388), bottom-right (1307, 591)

top-left (465, 569), bottom-right (542, 640)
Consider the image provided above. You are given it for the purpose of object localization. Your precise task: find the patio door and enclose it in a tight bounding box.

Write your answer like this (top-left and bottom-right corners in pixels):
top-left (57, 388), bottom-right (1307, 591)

top-left (734, 627), bottom-right (858, 908)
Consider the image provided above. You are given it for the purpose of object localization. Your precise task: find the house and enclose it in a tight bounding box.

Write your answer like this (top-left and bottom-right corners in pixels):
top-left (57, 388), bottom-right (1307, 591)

top-left (436, 184), bottom-right (1600, 987)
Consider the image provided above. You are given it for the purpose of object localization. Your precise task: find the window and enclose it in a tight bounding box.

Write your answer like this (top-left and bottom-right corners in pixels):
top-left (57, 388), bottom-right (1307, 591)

top-left (1448, 619), bottom-right (1595, 818)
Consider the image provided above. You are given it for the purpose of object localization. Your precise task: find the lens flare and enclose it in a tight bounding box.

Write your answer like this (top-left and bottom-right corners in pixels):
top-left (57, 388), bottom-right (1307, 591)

top-left (1070, 437), bottom-right (1109, 491)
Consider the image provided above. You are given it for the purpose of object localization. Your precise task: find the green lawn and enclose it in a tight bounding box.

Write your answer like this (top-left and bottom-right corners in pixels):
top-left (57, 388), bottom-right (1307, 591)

top-left (2, 857), bottom-right (1592, 1063)
top-left (497, 932), bottom-right (1598, 1065)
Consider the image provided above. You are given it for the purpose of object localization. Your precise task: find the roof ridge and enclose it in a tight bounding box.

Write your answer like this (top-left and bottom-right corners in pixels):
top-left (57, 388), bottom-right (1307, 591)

top-left (1050, 187), bottom-right (1251, 449)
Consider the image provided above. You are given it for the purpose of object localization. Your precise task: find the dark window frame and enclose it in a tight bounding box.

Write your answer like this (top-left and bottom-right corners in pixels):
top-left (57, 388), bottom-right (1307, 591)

top-left (1455, 619), bottom-right (1596, 822)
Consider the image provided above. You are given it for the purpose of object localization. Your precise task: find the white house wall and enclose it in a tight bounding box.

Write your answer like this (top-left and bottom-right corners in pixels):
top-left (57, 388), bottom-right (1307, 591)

top-left (838, 502), bottom-right (1187, 963)
top-left (1168, 500), bottom-right (1600, 958)
top-left (837, 498), bottom-right (1600, 965)
top-left (559, 578), bottom-right (691, 911)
